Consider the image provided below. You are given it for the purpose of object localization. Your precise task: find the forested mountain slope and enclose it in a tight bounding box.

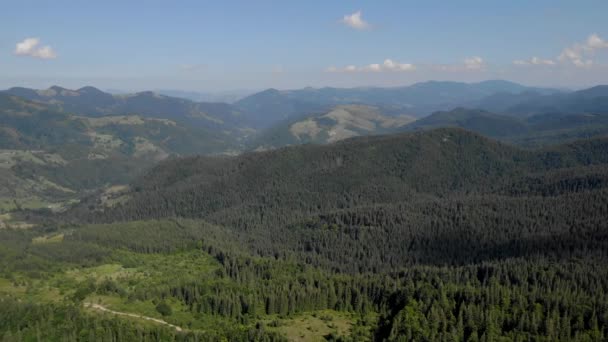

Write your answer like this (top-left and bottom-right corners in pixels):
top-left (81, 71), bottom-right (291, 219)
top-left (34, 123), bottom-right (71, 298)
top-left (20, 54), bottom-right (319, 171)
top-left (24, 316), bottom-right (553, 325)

top-left (67, 128), bottom-right (608, 272)
top-left (243, 85), bottom-right (608, 151)
top-left (250, 105), bottom-right (415, 149)
top-left (0, 94), bottom-right (238, 211)
top-left (401, 107), bottom-right (608, 147)
top-left (476, 85), bottom-right (608, 117)
top-left (2, 86), bottom-right (251, 138)
top-left (4, 127), bottom-right (608, 341)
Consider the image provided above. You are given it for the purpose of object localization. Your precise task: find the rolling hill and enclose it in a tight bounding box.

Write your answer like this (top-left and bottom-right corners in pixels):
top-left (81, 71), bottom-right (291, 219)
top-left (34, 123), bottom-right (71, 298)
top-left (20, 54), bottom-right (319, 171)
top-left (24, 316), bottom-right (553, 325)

top-left (235, 80), bottom-right (560, 128)
top-left (401, 106), bottom-right (608, 147)
top-left (0, 93), bottom-right (239, 212)
top-left (250, 104), bottom-right (415, 149)
top-left (2, 86), bottom-right (251, 139)
top-left (401, 108), bottom-right (528, 138)
top-left (9, 127), bottom-right (608, 341)
top-left (66, 127), bottom-right (608, 272)
top-left (476, 85), bottom-right (608, 117)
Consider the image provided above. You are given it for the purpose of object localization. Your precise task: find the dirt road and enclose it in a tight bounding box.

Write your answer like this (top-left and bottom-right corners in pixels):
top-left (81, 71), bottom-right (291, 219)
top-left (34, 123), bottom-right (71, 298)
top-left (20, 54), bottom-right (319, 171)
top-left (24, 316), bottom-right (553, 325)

top-left (84, 302), bottom-right (183, 332)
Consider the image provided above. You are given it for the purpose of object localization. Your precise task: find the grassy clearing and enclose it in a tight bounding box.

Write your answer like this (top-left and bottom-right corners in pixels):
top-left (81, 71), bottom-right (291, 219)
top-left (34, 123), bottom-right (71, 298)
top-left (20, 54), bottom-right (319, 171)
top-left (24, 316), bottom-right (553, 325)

top-left (266, 310), bottom-right (355, 341)
top-left (0, 278), bottom-right (26, 296)
top-left (32, 233), bottom-right (64, 244)
top-left (0, 211), bottom-right (35, 229)
top-left (64, 263), bottom-right (142, 284)
top-left (0, 235), bottom-right (374, 339)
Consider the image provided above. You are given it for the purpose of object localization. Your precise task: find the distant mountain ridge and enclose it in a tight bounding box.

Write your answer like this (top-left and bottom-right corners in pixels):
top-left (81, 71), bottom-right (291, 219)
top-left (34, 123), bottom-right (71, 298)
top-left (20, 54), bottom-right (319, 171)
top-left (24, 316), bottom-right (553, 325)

top-left (3, 81), bottom-right (564, 134)
top-left (476, 85), bottom-right (608, 116)
top-left (235, 80), bottom-right (561, 128)
top-left (250, 104), bottom-right (415, 149)
top-left (247, 84), bottom-right (608, 149)
top-left (73, 127), bottom-right (608, 225)
top-left (2, 86), bottom-right (250, 139)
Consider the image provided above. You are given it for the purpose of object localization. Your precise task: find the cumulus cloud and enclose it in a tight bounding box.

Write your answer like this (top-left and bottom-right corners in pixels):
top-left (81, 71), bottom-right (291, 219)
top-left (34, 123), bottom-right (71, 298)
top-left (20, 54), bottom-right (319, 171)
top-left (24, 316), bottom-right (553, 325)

top-left (586, 33), bottom-right (608, 49)
top-left (463, 56), bottom-right (485, 70)
top-left (340, 10), bottom-right (370, 30)
top-left (381, 59), bottom-right (416, 71)
top-left (364, 63), bottom-right (382, 72)
top-left (557, 33), bottom-right (607, 67)
top-left (513, 57), bottom-right (556, 66)
top-left (14, 38), bottom-right (57, 59)
top-left (327, 59), bottom-right (415, 73)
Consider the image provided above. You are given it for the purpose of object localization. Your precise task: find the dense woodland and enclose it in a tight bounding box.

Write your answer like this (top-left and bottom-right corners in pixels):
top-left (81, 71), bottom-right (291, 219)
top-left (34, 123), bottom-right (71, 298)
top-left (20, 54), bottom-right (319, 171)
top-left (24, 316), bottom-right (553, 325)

top-left (1, 82), bottom-right (608, 340)
top-left (3, 128), bottom-right (606, 341)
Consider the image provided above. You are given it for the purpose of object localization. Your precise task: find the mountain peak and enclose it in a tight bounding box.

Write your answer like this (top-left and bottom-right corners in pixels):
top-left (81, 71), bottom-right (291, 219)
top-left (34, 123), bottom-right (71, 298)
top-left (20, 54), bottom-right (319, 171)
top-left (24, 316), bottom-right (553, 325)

top-left (49, 85), bottom-right (68, 91)
top-left (77, 86), bottom-right (106, 94)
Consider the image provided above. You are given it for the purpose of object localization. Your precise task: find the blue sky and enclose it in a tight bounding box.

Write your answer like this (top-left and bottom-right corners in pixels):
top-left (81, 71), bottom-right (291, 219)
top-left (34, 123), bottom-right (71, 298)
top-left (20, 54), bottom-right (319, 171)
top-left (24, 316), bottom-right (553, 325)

top-left (1, 0), bottom-right (607, 91)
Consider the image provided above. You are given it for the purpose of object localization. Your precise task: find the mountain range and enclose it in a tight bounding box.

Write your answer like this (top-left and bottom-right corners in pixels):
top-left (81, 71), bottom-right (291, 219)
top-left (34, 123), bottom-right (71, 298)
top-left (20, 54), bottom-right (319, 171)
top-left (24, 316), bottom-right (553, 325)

top-left (0, 93), bottom-right (239, 211)
top-left (2, 81), bottom-right (608, 341)
top-left (2, 80), bottom-right (607, 211)
top-left (233, 80), bottom-right (561, 128)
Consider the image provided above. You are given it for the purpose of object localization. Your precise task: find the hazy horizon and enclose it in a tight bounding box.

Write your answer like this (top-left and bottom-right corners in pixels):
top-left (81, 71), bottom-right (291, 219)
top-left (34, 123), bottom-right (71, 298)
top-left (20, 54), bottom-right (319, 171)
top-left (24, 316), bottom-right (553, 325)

top-left (0, 78), bottom-right (591, 96)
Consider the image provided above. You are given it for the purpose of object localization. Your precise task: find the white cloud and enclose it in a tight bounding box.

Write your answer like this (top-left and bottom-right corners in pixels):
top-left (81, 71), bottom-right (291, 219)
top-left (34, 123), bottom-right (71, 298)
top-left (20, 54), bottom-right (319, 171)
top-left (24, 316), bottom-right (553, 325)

top-left (327, 59), bottom-right (415, 73)
top-left (382, 59), bottom-right (416, 71)
top-left (340, 10), bottom-right (370, 30)
top-left (586, 33), bottom-right (608, 49)
top-left (513, 56), bottom-right (555, 66)
top-left (15, 38), bottom-right (39, 55)
top-left (558, 33), bottom-right (607, 67)
top-left (464, 56), bottom-right (485, 70)
top-left (364, 63), bottom-right (382, 72)
top-left (14, 37), bottom-right (57, 59)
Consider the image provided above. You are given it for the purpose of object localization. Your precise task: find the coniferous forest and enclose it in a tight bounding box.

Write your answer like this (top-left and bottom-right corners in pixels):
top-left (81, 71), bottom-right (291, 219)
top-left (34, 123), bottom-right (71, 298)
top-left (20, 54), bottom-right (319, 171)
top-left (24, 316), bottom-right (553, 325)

top-left (3, 2), bottom-right (608, 338)
top-left (1, 126), bottom-right (607, 341)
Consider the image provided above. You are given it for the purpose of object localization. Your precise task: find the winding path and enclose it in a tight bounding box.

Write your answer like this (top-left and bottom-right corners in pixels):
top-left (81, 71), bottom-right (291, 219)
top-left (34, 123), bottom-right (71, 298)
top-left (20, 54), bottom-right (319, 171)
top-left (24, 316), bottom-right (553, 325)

top-left (84, 302), bottom-right (184, 332)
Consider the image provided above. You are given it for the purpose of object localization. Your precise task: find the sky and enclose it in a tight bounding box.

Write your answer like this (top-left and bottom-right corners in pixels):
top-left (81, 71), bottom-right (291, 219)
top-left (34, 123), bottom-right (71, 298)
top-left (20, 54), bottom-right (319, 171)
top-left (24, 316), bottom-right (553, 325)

top-left (1, 0), bottom-right (607, 92)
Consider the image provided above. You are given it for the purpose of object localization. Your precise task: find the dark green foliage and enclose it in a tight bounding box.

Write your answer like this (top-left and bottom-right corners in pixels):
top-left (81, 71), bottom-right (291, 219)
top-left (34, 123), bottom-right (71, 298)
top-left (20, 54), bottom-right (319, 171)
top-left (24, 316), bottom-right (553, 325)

top-left (156, 302), bottom-right (173, 316)
top-left (4, 126), bottom-right (608, 340)
top-left (403, 108), bottom-right (529, 138)
top-left (0, 298), bottom-right (286, 341)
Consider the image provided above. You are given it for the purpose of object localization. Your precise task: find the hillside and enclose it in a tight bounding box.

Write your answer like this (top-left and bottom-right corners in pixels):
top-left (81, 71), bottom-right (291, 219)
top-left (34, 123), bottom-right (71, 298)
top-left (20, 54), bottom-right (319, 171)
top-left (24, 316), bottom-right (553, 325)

top-left (84, 128), bottom-right (608, 222)
top-left (476, 85), bottom-right (608, 117)
top-left (7, 127), bottom-right (608, 341)
top-left (403, 108), bottom-right (528, 138)
top-left (251, 105), bottom-right (415, 149)
top-left (235, 80), bottom-right (559, 128)
top-left (401, 107), bottom-right (608, 147)
top-left (64, 128), bottom-right (608, 271)
top-left (2, 86), bottom-right (251, 139)
top-left (0, 94), bottom-right (238, 212)
top-left (234, 88), bottom-right (329, 128)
